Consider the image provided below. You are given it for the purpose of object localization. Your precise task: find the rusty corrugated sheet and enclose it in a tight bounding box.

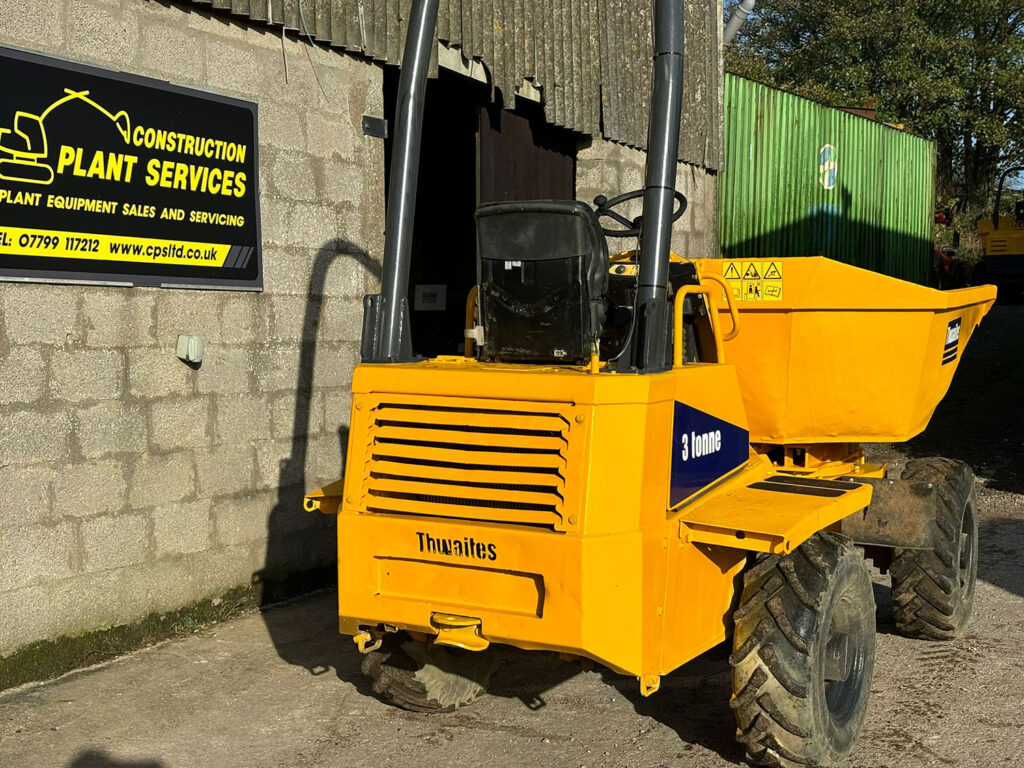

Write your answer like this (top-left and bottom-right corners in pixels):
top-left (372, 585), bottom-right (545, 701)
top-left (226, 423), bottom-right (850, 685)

top-left (186, 0), bottom-right (721, 169)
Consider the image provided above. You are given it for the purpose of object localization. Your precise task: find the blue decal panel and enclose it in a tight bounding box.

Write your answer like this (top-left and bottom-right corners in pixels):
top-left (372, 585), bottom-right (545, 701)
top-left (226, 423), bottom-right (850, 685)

top-left (942, 317), bottom-right (961, 366)
top-left (670, 402), bottom-right (749, 507)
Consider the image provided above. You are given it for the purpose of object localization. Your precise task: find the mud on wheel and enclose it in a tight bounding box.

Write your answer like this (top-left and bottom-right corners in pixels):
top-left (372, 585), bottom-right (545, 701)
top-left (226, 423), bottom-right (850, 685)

top-left (891, 457), bottom-right (978, 640)
top-left (730, 532), bottom-right (876, 768)
top-left (361, 634), bottom-right (499, 713)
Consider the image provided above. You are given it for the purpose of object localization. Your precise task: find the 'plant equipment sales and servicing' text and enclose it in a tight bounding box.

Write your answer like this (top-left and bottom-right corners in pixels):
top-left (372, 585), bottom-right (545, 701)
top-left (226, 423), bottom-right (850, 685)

top-left (0, 46), bottom-right (262, 289)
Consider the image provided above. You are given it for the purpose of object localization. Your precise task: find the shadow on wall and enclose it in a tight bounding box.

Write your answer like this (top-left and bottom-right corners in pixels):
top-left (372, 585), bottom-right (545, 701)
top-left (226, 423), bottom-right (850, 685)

top-left (255, 237), bottom-right (380, 672)
top-left (721, 186), bottom-right (932, 284)
top-left (66, 750), bottom-right (164, 768)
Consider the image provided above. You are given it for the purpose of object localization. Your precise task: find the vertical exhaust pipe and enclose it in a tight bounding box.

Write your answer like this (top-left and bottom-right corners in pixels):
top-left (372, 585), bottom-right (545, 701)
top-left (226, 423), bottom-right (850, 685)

top-left (363, 0), bottom-right (440, 362)
top-left (633, 0), bottom-right (684, 372)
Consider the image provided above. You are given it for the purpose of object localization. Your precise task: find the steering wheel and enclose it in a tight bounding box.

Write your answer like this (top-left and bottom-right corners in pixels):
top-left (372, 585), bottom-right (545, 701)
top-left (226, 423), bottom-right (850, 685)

top-left (593, 189), bottom-right (688, 238)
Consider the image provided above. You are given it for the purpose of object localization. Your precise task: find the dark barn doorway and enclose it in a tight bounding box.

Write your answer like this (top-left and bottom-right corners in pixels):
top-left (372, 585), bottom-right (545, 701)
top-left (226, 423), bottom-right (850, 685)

top-left (383, 68), bottom-right (578, 358)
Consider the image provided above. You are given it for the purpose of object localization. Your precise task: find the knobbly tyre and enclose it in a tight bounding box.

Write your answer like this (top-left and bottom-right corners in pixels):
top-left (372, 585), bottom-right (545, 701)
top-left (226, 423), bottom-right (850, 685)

top-left (304, 0), bottom-right (997, 764)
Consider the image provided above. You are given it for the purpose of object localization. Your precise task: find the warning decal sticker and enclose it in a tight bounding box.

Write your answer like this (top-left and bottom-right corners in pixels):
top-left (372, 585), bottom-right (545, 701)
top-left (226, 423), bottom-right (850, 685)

top-left (723, 260), bottom-right (783, 302)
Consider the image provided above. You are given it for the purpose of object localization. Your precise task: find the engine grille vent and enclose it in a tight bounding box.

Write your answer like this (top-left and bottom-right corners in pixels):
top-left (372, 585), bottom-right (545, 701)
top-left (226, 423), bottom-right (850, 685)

top-left (357, 399), bottom-right (578, 530)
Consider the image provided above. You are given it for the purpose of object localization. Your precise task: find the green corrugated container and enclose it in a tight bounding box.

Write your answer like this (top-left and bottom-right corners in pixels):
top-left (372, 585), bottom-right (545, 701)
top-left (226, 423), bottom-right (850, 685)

top-left (719, 74), bottom-right (935, 284)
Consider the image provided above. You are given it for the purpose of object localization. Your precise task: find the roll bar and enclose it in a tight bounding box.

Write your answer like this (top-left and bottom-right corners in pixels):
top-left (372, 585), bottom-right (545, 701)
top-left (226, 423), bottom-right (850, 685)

top-left (632, 0), bottom-right (684, 372)
top-left (364, 0), bottom-right (685, 375)
top-left (362, 0), bottom-right (440, 362)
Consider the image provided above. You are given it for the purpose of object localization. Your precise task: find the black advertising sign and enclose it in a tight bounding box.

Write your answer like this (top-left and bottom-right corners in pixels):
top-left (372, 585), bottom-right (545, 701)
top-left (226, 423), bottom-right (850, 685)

top-left (0, 46), bottom-right (261, 290)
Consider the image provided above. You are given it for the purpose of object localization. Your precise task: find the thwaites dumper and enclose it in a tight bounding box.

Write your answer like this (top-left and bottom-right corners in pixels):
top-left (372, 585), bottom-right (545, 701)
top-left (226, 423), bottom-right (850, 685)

top-left (305, 1), bottom-right (997, 764)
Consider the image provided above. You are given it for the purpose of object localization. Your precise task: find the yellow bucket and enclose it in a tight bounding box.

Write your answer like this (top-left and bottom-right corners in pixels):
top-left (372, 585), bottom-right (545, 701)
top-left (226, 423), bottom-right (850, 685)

top-left (695, 257), bottom-right (996, 444)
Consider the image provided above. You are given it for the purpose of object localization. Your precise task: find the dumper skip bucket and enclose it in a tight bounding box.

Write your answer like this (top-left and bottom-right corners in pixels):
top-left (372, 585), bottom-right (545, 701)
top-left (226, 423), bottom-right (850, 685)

top-left (695, 257), bottom-right (997, 444)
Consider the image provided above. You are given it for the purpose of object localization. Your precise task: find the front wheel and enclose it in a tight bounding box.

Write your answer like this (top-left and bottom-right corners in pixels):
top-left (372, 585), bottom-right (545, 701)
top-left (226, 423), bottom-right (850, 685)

top-left (360, 634), bottom-right (499, 713)
top-left (730, 532), bottom-right (876, 767)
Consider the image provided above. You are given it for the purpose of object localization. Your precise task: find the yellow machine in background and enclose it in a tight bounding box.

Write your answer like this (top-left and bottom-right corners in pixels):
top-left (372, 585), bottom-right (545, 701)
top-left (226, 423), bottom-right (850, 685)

top-left (306, 0), bottom-right (996, 764)
top-left (974, 165), bottom-right (1024, 292)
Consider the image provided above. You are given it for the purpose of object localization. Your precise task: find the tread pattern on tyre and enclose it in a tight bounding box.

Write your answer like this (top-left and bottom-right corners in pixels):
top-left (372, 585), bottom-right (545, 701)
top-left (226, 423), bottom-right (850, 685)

top-left (730, 532), bottom-right (873, 768)
top-left (360, 635), bottom-right (496, 713)
top-left (890, 457), bottom-right (977, 640)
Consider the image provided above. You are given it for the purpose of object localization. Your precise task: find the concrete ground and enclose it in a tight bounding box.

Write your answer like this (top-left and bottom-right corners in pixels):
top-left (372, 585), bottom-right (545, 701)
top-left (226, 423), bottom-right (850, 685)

top-left (3, 307), bottom-right (1024, 768)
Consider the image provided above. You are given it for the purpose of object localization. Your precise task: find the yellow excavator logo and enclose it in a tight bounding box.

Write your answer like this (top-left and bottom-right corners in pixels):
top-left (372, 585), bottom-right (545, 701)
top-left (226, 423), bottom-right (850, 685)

top-left (0, 89), bottom-right (130, 186)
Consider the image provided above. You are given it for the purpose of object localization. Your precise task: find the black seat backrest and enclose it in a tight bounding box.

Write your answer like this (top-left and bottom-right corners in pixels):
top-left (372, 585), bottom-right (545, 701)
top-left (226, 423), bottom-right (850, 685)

top-left (475, 200), bottom-right (609, 365)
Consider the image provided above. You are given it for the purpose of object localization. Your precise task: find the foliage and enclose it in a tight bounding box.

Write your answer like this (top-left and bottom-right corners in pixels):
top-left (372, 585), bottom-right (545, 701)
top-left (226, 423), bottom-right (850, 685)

top-left (935, 206), bottom-right (986, 265)
top-left (724, 0), bottom-right (1024, 206)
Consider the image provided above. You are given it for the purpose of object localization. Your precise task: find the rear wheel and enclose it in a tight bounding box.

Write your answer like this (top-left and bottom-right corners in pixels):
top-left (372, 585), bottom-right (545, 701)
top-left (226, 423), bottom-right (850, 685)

top-left (361, 634), bottom-right (499, 713)
top-left (891, 457), bottom-right (978, 640)
top-left (730, 532), bottom-right (876, 767)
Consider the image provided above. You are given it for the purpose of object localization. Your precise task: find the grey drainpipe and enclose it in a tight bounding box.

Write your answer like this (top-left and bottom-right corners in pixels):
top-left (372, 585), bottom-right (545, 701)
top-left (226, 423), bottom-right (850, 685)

top-left (724, 0), bottom-right (756, 44)
top-left (362, 0), bottom-right (440, 362)
top-left (633, 0), bottom-right (684, 372)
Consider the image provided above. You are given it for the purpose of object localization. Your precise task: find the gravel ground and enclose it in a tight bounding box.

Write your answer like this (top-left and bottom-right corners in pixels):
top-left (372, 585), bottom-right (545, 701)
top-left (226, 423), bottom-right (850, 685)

top-left (2, 307), bottom-right (1022, 768)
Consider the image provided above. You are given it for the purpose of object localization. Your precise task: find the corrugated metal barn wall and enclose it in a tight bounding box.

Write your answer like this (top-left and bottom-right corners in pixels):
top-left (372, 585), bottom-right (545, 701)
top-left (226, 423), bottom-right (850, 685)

top-left (719, 75), bottom-right (934, 283)
top-left (185, 0), bottom-right (722, 170)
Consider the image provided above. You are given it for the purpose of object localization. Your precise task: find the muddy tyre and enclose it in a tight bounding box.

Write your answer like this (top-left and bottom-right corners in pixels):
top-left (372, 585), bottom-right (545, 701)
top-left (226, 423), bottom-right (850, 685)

top-left (360, 634), bottom-right (498, 713)
top-left (730, 532), bottom-right (876, 767)
top-left (890, 457), bottom-right (978, 640)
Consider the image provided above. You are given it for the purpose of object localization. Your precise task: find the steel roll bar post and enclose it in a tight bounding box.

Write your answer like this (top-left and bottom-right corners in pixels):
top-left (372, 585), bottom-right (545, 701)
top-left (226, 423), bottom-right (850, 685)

top-left (634, 0), bottom-right (684, 372)
top-left (371, 0), bottom-right (440, 361)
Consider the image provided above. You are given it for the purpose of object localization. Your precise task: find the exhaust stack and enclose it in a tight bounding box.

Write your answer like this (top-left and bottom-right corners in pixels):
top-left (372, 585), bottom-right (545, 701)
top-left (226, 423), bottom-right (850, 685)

top-left (633, 0), bottom-right (684, 372)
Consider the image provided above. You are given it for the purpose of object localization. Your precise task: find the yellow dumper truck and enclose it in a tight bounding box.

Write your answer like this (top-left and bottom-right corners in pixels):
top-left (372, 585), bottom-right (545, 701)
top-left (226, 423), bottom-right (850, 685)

top-left (305, 0), bottom-right (997, 764)
top-left (975, 165), bottom-right (1024, 292)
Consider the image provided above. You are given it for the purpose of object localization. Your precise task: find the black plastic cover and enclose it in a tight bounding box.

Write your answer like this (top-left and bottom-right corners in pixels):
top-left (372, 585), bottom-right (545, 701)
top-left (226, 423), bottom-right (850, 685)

top-left (475, 201), bottom-right (609, 364)
top-left (601, 260), bottom-right (705, 365)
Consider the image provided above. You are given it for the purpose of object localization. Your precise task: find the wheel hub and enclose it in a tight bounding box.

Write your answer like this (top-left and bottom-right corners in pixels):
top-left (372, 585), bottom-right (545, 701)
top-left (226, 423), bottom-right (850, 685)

top-left (823, 589), bottom-right (871, 726)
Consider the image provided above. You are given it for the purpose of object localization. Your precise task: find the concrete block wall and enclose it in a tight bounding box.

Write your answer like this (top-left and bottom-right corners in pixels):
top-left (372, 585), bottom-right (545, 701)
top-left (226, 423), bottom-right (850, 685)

top-left (0, 0), bottom-right (385, 656)
top-left (577, 139), bottom-right (718, 260)
top-left (0, 1), bottom-right (721, 663)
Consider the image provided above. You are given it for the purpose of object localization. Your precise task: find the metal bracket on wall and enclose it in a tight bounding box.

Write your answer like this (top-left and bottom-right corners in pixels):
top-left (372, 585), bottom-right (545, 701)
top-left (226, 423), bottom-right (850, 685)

top-left (362, 115), bottom-right (388, 139)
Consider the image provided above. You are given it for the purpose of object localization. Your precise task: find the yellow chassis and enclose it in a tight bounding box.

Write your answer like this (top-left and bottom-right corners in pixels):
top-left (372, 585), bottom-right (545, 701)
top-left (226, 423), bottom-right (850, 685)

top-left (306, 257), bottom-right (994, 695)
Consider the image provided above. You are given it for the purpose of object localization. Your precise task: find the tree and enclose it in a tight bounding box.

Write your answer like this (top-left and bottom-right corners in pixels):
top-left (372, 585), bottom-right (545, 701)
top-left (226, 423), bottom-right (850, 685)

top-left (723, 0), bottom-right (1024, 206)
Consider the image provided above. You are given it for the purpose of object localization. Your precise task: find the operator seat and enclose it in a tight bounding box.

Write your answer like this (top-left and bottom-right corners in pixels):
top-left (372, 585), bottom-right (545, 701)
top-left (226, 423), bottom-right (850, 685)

top-left (474, 200), bottom-right (609, 365)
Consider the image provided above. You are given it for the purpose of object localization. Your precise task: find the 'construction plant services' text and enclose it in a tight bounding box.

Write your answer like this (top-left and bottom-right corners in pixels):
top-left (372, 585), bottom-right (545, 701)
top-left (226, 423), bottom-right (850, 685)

top-left (52, 126), bottom-right (250, 199)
